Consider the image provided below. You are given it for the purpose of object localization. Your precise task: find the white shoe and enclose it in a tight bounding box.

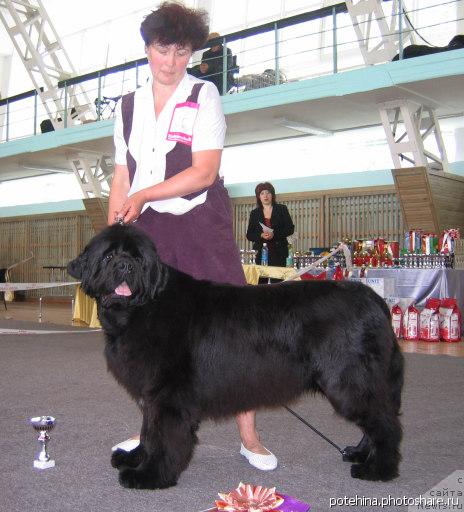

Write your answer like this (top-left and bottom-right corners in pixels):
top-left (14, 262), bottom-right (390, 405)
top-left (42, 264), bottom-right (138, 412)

top-left (240, 443), bottom-right (278, 471)
top-left (111, 437), bottom-right (140, 452)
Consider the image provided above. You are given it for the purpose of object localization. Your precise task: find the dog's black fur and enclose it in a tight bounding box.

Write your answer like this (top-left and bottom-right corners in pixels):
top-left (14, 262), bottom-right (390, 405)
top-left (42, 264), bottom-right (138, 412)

top-left (68, 224), bottom-right (404, 489)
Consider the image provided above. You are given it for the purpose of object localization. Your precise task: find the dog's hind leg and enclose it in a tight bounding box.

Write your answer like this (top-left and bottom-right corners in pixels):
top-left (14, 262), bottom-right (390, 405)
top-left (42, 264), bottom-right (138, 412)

top-left (118, 399), bottom-right (199, 490)
top-left (348, 340), bottom-right (404, 481)
top-left (323, 380), bottom-right (402, 481)
top-left (350, 409), bottom-right (402, 481)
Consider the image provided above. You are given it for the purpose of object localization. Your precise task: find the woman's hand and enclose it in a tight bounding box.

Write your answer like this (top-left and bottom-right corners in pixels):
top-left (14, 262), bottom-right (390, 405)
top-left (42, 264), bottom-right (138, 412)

top-left (261, 231), bottom-right (274, 240)
top-left (116, 190), bottom-right (147, 224)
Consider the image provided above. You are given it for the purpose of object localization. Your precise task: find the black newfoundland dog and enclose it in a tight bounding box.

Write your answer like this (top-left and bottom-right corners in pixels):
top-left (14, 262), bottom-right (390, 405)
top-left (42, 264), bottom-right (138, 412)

top-left (68, 224), bottom-right (404, 489)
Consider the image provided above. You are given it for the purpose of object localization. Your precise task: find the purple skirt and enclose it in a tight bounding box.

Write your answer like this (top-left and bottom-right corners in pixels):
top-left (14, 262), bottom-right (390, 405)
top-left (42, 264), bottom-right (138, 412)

top-left (135, 180), bottom-right (246, 286)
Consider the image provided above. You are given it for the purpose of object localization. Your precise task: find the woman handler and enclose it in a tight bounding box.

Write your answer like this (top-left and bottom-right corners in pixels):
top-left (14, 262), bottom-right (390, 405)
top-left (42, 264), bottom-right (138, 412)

top-left (246, 182), bottom-right (295, 267)
top-left (108, 2), bottom-right (277, 471)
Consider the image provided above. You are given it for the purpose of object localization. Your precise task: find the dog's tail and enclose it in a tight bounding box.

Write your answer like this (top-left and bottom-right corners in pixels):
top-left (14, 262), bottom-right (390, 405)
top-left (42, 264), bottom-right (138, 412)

top-left (389, 338), bottom-right (404, 414)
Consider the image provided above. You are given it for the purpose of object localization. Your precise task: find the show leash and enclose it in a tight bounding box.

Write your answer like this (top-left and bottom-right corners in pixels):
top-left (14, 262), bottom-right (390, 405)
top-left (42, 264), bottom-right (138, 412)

top-left (282, 244), bottom-right (351, 457)
top-left (284, 406), bottom-right (345, 456)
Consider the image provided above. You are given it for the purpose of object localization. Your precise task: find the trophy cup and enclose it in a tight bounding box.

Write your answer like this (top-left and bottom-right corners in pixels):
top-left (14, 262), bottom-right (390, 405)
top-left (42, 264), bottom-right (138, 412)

top-left (30, 416), bottom-right (56, 469)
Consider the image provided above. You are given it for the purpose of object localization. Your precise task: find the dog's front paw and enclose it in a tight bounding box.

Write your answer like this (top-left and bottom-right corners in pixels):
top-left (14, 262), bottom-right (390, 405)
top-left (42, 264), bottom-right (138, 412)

top-left (119, 467), bottom-right (177, 490)
top-left (111, 445), bottom-right (144, 469)
top-left (111, 448), bottom-right (130, 469)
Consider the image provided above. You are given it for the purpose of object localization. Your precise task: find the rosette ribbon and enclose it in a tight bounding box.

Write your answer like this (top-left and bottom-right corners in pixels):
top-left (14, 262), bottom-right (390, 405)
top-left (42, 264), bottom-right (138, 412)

top-left (440, 228), bottom-right (461, 254)
top-left (215, 482), bottom-right (285, 512)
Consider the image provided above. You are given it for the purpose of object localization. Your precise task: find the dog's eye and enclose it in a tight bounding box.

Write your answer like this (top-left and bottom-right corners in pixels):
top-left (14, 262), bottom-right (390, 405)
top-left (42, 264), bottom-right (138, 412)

top-left (104, 253), bottom-right (113, 261)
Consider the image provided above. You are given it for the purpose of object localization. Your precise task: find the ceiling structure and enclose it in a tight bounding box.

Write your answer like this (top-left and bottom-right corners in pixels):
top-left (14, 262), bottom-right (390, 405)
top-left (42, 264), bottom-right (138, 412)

top-left (224, 73), bottom-right (464, 146)
top-left (0, 52), bottom-right (464, 182)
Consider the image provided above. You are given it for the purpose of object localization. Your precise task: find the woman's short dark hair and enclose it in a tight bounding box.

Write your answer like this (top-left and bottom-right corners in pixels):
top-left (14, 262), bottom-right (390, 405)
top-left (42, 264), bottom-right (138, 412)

top-left (255, 182), bottom-right (276, 207)
top-left (140, 2), bottom-right (209, 51)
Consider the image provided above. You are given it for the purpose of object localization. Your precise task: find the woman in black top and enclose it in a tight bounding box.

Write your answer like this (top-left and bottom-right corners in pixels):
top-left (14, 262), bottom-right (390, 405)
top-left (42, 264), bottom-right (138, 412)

top-left (200, 32), bottom-right (235, 93)
top-left (246, 182), bottom-right (295, 267)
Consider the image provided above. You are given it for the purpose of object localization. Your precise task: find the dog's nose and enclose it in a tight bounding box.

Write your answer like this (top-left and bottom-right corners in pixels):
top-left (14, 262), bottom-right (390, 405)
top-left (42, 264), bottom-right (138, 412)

top-left (117, 260), bottom-right (133, 273)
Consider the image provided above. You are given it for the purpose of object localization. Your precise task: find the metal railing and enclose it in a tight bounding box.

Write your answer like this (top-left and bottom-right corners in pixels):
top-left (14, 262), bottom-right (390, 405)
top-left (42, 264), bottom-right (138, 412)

top-left (0, 1), bottom-right (461, 143)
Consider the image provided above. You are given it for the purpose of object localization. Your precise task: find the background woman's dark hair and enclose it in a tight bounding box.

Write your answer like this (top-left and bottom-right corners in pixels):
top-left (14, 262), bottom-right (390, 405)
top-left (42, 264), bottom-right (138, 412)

top-left (255, 182), bottom-right (276, 207)
top-left (140, 2), bottom-right (209, 51)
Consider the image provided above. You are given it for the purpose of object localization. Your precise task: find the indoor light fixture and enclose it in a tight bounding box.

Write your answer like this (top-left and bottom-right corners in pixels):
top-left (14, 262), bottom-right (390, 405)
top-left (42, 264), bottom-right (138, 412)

top-left (19, 163), bottom-right (73, 174)
top-left (274, 117), bottom-right (333, 136)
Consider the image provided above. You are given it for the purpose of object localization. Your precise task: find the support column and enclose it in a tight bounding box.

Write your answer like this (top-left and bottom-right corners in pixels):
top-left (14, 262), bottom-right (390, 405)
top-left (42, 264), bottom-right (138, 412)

top-left (0, 0), bottom-right (94, 128)
top-left (345, 0), bottom-right (415, 64)
top-left (378, 99), bottom-right (449, 173)
top-left (0, 53), bottom-right (12, 141)
top-left (67, 152), bottom-right (113, 199)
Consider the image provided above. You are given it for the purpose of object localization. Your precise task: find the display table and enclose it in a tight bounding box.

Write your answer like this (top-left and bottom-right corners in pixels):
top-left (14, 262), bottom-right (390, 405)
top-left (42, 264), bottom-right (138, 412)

top-left (73, 286), bottom-right (100, 328)
top-left (353, 268), bottom-right (464, 312)
top-left (242, 264), bottom-right (298, 285)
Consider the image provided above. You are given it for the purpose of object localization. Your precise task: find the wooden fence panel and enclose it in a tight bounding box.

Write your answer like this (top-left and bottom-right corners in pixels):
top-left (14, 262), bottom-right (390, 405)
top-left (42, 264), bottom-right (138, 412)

top-left (0, 213), bottom-right (94, 297)
top-left (326, 191), bottom-right (403, 245)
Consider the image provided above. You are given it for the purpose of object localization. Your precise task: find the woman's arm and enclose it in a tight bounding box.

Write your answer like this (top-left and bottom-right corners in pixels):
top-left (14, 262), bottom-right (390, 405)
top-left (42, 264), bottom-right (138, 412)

top-left (246, 209), bottom-right (263, 243)
top-left (108, 164), bottom-right (130, 224)
top-left (272, 204), bottom-right (295, 240)
top-left (116, 149), bottom-right (221, 223)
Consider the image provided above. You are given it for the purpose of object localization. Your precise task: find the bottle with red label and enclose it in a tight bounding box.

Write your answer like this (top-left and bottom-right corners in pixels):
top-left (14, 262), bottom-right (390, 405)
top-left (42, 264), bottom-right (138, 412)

top-left (403, 304), bottom-right (420, 340)
top-left (391, 304), bottom-right (403, 339)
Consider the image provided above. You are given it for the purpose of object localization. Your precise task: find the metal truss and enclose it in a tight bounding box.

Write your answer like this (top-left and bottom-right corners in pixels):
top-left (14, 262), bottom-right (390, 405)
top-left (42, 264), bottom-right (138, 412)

top-left (378, 99), bottom-right (449, 172)
top-left (345, 0), bottom-right (415, 65)
top-left (0, 0), bottom-right (112, 198)
top-left (68, 152), bottom-right (114, 199)
top-left (0, 0), bottom-right (94, 128)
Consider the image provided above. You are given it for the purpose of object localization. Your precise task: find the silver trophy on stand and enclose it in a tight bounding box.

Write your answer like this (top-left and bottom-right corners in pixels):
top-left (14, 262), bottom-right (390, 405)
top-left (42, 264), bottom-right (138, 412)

top-left (30, 416), bottom-right (56, 469)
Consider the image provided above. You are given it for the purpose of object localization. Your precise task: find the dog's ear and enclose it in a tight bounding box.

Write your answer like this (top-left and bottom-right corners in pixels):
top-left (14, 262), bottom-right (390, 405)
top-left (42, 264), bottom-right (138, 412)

top-left (147, 253), bottom-right (169, 299)
top-left (67, 253), bottom-right (86, 279)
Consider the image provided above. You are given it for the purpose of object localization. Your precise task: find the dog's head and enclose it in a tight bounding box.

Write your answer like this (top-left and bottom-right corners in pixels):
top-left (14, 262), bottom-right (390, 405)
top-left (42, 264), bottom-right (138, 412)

top-left (68, 224), bottom-right (168, 307)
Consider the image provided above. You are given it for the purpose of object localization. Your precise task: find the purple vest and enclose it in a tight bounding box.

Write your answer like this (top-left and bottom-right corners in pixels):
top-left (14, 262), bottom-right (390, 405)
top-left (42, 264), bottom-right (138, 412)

top-left (120, 83), bottom-right (209, 201)
top-left (119, 83), bottom-right (246, 286)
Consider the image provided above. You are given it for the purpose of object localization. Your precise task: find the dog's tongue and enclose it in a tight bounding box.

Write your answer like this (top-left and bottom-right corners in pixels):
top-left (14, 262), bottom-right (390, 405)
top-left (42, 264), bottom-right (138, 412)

top-left (115, 282), bottom-right (132, 296)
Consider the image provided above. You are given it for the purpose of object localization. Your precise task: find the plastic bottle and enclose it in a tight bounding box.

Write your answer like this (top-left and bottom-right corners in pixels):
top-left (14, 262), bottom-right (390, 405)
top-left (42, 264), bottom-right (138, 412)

top-left (261, 243), bottom-right (269, 266)
top-left (286, 243), bottom-right (294, 267)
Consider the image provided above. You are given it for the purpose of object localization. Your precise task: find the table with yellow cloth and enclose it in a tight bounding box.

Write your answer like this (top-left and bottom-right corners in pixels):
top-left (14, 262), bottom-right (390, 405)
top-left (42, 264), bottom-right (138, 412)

top-left (241, 264), bottom-right (299, 285)
top-left (73, 265), bottom-right (298, 327)
top-left (73, 286), bottom-right (101, 328)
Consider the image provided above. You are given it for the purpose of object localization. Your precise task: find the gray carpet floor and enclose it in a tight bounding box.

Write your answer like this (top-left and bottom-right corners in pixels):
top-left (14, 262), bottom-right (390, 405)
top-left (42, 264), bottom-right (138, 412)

top-left (0, 320), bottom-right (463, 512)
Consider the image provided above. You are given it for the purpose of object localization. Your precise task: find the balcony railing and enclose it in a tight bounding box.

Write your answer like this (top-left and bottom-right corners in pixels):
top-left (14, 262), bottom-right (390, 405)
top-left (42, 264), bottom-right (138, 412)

top-left (0, 0), bottom-right (461, 143)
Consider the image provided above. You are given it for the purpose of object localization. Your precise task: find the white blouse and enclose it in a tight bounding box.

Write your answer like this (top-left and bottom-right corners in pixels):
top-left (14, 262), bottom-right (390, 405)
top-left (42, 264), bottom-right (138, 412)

top-left (113, 73), bottom-right (226, 215)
